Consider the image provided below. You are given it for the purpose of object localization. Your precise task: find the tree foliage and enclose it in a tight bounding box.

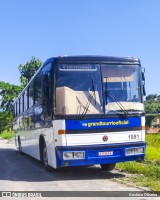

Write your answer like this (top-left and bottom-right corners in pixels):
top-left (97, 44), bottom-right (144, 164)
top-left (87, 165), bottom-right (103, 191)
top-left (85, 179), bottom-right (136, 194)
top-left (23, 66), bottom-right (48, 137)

top-left (145, 94), bottom-right (160, 103)
top-left (0, 81), bottom-right (22, 111)
top-left (0, 111), bottom-right (13, 133)
top-left (0, 81), bottom-right (22, 132)
top-left (145, 94), bottom-right (160, 127)
top-left (145, 94), bottom-right (160, 114)
top-left (18, 56), bottom-right (42, 87)
top-left (0, 56), bottom-right (42, 132)
top-left (145, 102), bottom-right (160, 114)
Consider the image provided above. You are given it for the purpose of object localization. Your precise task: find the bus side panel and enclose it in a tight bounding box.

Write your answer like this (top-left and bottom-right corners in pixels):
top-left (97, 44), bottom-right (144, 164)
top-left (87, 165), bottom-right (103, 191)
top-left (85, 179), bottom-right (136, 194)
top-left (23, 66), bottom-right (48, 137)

top-left (42, 127), bottom-right (55, 168)
top-left (47, 120), bottom-right (66, 168)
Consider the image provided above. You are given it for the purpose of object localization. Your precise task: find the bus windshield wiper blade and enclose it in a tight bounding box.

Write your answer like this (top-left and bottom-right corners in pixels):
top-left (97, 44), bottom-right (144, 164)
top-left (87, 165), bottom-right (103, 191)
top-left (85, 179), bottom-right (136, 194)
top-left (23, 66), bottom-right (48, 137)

top-left (92, 78), bottom-right (96, 106)
top-left (81, 78), bottom-right (96, 118)
top-left (107, 91), bottom-right (129, 116)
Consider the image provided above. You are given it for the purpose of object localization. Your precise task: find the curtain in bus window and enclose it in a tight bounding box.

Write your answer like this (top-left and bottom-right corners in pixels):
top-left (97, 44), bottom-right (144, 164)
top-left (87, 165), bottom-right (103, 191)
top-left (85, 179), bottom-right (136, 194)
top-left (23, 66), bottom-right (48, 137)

top-left (103, 67), bottom-right (134, 82)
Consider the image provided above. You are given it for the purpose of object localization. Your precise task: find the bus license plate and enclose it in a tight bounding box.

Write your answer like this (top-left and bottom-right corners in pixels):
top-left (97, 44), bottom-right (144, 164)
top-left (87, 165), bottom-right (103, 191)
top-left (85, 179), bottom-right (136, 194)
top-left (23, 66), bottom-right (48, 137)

top-left (99, 151), bottom-right (113, 156)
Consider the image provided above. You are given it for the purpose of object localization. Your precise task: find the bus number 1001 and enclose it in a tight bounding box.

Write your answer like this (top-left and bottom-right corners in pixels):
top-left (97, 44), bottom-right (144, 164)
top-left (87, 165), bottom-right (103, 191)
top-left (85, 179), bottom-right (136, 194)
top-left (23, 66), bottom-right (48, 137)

top-left (128, 134), bottom-right (140, 140)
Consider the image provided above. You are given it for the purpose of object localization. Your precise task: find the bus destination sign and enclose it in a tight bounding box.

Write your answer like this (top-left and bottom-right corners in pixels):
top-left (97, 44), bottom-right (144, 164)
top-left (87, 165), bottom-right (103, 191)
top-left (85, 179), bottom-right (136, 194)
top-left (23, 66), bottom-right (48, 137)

top-left (59, 64), bottom-right (98, 71)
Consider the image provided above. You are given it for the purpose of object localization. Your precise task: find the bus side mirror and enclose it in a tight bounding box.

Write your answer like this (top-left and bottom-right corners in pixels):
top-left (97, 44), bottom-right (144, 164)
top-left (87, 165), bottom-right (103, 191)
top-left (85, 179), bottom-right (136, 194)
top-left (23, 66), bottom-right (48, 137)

top-left (143, 84), bottom-right (146, 96)
top-left (142, 68), bottom-right (146, 96)
top-left (142, 72), bottom-right (145, 81)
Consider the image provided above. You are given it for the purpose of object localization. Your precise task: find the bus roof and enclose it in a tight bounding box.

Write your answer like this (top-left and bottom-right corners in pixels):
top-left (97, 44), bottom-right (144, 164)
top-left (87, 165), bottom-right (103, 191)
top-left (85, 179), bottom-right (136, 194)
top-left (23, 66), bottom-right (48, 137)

top-left (44, 55), bottom-right (141, 66)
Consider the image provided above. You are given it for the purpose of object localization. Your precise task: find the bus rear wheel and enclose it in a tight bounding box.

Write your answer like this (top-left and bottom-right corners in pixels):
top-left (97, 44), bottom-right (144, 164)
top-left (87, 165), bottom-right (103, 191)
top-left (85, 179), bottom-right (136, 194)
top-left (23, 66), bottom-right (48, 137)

top-left (100, 163), bottom-right (116, 171)
top-left (18, 137), bottom-right (22, 153)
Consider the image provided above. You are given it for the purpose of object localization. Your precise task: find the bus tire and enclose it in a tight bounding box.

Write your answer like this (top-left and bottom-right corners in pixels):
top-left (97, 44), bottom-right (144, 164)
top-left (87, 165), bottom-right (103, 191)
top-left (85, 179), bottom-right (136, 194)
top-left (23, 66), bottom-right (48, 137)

top-left (18, 136), bottom-right (22, 153)
top-left (40, 138), bottom-right (53, 171)
top-left (100, 163), bottom-right (116, 171)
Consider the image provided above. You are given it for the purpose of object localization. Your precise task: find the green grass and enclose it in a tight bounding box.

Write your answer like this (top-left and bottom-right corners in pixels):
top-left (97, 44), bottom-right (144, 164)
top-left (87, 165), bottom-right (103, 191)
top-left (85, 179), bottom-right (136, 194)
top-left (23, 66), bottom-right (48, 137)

top-left (130, 175), bottom-right (160, 192)
top-left (0, 130), bottom-right (14, 140)
top-left (146, 133), bottom-right (160, 148)
top-left (146, 146), bottom-right (160, 162)
top-left (145, 133), bottom-right (160, 162)
top-left (117, 161), bottom-right (160, 178)
top-left (116, 133), bottom-right (160, 191)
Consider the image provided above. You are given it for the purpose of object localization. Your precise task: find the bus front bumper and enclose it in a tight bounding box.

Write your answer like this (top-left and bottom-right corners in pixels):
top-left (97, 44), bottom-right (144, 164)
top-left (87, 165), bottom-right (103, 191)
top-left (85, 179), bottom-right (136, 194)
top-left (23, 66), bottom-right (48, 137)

top-left (55, 142), bottom-right (146, 168)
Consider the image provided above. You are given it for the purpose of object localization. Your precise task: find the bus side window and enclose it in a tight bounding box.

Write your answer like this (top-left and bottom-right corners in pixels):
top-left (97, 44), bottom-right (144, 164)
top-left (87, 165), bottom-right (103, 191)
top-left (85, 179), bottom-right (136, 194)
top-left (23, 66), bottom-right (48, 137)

top-left (24, 90), bottom-right (28, 112)
top-left (42, 63), bottom-right (52, 120)
top-left (17, 99), bottom-right (19, 115)
top-left (20, 95), bottom-right (24, 114)
top-left (34, 73), bottom-right (42, 105)
top-left (15, 102), bottom-right (17, 117)
top-left (28, 82), bottom-right (34, 108)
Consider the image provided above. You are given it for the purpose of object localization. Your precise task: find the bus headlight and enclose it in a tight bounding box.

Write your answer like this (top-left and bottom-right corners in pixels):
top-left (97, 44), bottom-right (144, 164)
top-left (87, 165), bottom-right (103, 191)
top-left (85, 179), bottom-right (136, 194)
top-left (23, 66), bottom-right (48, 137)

top-left (126, 148), bottom-right (135, 156)
top-left (135, 147), bottom-right (144, 154)
top-left (63, 152), bottom-right (74, 160)
top-left (63, 151), bottom-right (85, 160)
top-left (126, 147), bottom-right (144, 156)
top-left (74, 151), bottom-right (85, 159)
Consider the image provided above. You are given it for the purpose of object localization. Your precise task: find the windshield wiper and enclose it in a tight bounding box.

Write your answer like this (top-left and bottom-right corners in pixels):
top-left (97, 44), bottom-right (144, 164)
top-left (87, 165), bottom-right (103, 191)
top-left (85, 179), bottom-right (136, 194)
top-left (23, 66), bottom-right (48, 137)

top-left (81, 78), bottom-right (96, 118)
top-left (106, 90), bottom-right (129, 116)
top-left (92, 78), bottom-right (96, 106)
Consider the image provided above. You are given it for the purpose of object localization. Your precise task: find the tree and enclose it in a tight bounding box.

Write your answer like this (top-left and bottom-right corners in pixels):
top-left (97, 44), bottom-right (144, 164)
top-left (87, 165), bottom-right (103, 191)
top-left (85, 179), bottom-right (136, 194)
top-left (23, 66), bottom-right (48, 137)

top-left (18, 56), bottom-right (42, 87)
top-left (0, 57), bottom-right (42, 132)
top-left (0, 111), bottom-right (13, 133)
top-left (145, 94), bottom-right (158, 102)
top-left (145, 102), bottom-right (160, 114)
top-left (0, 111), bottom-right (8, 133)
top-left (145, 94), bottom-right (160, 127)
top-left (0, 81), bottom-right (22, 132)
top-left (0, 81), bottom-right (22, 111)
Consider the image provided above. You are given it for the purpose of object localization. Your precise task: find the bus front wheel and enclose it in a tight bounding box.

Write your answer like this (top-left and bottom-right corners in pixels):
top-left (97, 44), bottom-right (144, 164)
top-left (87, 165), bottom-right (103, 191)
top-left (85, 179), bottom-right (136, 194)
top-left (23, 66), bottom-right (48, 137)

top-left (40, 139), bottom-right (53, 171)
top-left (100, 163), bottom-right (116, 171)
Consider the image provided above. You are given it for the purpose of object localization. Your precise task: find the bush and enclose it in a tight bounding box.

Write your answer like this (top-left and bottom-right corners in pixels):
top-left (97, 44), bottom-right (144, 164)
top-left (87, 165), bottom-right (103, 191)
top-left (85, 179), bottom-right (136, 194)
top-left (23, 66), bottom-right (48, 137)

top-left (0, 130), bottom-right (14, 140)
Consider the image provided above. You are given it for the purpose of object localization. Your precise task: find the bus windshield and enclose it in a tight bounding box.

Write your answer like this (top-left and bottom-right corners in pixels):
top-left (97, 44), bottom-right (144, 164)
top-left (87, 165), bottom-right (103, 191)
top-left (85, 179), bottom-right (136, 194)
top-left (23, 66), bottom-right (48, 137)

top-left (102, 64), bottom-right (143, 114)
top-left (55, 64), bottom-right (143, 115)
top-left (55, 64), bottom-right (103, 115)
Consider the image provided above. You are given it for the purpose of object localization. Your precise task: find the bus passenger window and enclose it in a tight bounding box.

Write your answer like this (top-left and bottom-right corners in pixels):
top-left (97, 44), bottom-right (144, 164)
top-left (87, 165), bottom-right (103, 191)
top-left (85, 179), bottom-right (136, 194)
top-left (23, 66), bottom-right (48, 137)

top-left (34, 73), bottom-right (42, 104)
top-left (28, 83), bottom-right (34, 108)
top-left (14, 102), bottom-right (17, 117)
top-left (20, 95), bottom-right (24, 114)
top-left (17, 99), bottom-right (20, 115)
top-left (24, 90), bottom-right (28, 111)
top-left (42, 63), bottom-right (52, 119)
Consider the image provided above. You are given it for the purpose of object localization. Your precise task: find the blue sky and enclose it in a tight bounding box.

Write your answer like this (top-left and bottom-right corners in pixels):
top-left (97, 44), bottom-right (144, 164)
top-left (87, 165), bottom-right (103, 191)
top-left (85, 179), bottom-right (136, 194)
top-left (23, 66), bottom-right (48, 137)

top-left (0, 0), bottom-right (160, 95)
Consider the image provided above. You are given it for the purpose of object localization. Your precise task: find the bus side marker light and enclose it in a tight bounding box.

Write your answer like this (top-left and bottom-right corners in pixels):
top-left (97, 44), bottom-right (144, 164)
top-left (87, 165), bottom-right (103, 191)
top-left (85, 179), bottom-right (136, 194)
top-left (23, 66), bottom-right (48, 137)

top-left (58, 130), bottom-right (66, 134)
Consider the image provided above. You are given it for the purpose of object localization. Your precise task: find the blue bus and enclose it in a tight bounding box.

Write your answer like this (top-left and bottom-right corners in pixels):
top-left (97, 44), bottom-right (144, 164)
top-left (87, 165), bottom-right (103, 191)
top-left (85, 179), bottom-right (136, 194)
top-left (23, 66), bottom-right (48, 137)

top-left (13, 56), bottom-right (146, 171)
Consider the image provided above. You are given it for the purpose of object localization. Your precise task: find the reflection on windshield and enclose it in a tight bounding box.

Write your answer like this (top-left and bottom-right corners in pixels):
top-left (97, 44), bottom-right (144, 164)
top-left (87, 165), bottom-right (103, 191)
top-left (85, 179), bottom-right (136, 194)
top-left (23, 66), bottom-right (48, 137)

top-left (55, 64), bottom-right (144, 115)
top-left (56, 64), bottom-right (103, 115)
top-left (102, 65), bottom-right (144, 113)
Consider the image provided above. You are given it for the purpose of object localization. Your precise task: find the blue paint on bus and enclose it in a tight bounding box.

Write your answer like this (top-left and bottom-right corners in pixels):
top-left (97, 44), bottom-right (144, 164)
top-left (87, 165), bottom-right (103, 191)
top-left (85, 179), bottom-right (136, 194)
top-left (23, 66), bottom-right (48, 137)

top-left (65, 117), bottom-right (141, 130)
